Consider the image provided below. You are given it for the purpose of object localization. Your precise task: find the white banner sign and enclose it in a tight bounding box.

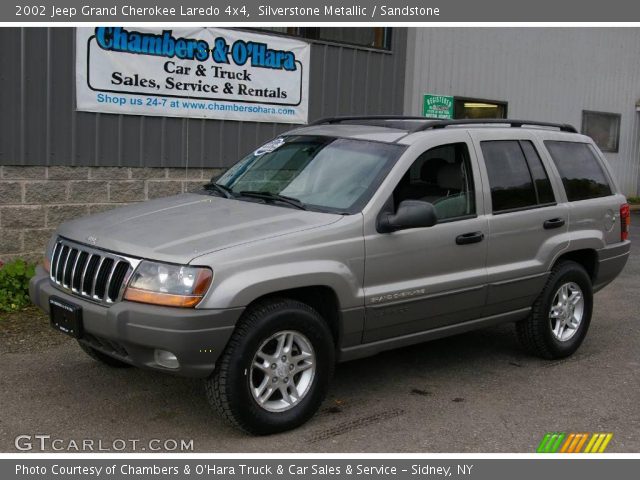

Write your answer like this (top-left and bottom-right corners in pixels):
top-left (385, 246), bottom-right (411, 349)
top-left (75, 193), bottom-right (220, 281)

top-left (76, 27), bottom-right (310, 124)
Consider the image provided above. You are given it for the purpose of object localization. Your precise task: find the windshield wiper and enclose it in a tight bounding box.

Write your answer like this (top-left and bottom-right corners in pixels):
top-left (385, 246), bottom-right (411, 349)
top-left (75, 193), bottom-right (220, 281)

top-left (238, 191), bottom-right (307, 210)
top-left (203, 182), bottom-right (234, 199)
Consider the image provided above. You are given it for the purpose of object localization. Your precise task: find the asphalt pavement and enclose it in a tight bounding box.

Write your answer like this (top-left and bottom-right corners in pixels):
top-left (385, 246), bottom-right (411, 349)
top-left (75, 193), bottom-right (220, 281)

top-left (1, 217), bottom-right (639, 453)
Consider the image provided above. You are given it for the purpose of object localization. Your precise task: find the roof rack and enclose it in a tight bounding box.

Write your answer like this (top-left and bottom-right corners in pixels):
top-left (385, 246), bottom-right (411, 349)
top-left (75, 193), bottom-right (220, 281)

top-left (311, 115), bottom-right (430, 125)
top-left (310, 116), bottom-right (578, 134)
top-left (409, 118), bottom-right (578, 133)
top-left (310, 115), bottom-right (431, 131)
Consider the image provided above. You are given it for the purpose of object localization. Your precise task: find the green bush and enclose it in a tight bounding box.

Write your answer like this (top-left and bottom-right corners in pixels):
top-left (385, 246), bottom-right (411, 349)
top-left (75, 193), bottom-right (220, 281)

top-left (0, 259), bottom-right (36, 313)
top-left (627, 196), bottom-right (640, 205)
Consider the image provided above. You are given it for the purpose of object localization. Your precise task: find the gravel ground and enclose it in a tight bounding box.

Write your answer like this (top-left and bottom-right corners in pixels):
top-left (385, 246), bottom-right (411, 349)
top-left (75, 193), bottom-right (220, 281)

top-left (0, 307), bottom-right (68, 355)
top-left (1, 218), bottom-right (638, 453)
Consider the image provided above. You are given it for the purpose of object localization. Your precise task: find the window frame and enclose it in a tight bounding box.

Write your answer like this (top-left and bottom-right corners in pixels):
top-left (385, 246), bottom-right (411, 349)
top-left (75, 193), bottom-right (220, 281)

top-left (581, 110), bottom-right (621, 153)
top-left (454, 96), bottom-right (508, 120)
top-left (246, 27), bottom-right (393, 53)
top-left (481, 139), bottom-right (557, 215)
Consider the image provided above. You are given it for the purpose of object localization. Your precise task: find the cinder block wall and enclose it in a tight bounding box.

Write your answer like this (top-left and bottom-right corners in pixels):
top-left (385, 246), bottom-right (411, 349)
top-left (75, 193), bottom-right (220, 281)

top-left (0, 166), bottom-right (224, 263)
top-left (0, 28), bottom-right (409, 264)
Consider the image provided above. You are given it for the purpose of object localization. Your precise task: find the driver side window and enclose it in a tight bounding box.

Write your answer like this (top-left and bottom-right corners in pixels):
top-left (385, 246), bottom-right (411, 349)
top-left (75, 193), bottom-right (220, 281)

top-left (392, 143), bottom-right (476, 221)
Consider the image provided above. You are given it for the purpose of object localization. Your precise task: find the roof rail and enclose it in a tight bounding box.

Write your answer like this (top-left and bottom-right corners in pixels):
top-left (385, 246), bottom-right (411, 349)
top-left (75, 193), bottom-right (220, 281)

top-left (310, 115), bottom-right (429, 125)
top-left (309, 116), bottom-right (578, 133)
top-left (409, 118), bottom-right (578, 133)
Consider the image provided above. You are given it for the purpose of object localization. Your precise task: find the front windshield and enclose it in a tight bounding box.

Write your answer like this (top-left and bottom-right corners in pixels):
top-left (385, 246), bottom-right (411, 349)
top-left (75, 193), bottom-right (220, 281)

top-left (214, 136), bottom-right (405, 213)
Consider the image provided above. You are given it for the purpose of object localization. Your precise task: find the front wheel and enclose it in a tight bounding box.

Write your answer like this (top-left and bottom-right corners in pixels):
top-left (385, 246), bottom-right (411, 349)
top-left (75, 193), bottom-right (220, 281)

top-left (206, 298), bottom-right (335, 435)
top-left (516, 260), bottom-right (593, 359)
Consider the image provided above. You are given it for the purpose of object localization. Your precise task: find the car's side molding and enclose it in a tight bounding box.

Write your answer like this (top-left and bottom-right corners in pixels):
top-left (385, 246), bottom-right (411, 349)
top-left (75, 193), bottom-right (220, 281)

top-left (339, 307), bottom-right (531, 362)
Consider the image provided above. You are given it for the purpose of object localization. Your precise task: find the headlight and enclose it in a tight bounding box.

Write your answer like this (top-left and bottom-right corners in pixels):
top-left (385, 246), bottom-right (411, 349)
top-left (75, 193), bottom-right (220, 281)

top-left (124, 261), bottom-right (213, 308)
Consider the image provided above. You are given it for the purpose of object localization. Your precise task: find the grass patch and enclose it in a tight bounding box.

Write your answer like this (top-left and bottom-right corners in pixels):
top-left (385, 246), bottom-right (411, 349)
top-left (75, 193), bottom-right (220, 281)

top-left (0, 259), bottom-right (36, 313)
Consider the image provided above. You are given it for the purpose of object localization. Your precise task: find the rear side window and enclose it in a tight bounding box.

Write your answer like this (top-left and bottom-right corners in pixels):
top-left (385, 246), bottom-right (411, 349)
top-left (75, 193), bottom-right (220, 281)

top-left (481, 140), bottom-right (555, 213)
top-left (544, 141), bottom-right (613, 201)
top-left (520, 141), bottom-right (555, 205)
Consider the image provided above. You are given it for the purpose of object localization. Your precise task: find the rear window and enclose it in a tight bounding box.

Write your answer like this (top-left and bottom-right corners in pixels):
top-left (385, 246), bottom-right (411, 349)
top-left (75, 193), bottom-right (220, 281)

top-left (544, 141), bottom-right (613, 201)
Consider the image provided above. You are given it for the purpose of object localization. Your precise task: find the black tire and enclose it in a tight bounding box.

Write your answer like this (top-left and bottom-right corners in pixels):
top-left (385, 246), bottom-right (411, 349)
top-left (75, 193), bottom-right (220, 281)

top-left (516, 260), bottom-right (593, 359)
top-left (206, 298), bottom-right (335, 435)
top-left (77, 341), bottom-right (132, 368)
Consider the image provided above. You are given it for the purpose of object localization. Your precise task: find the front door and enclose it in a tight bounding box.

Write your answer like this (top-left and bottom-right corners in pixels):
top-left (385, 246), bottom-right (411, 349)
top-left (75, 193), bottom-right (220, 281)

top-left (363, 132), bottom-right (488, 343)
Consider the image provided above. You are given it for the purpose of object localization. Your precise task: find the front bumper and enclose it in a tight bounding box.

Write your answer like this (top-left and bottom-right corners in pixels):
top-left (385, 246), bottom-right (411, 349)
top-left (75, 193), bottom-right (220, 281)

top-left (29, 267), bottom-right (242, 378)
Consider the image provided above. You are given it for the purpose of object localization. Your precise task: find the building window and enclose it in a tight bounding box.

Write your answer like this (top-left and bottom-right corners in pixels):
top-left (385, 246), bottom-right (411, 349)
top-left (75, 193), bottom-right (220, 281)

top-left (454, 98), bottom-right (507, 120)
top-left (581, 111), bottom-right (620, 153)
top-left (254, 28), bottom-right (391, 50)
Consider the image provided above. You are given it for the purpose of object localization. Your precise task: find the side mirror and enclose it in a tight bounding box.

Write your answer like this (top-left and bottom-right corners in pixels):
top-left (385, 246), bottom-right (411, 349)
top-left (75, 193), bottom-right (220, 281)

top-left (377, 200), bottom-right (438, 233)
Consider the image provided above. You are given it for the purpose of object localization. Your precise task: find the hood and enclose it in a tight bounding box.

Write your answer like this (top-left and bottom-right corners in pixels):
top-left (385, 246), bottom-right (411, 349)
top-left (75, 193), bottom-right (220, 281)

top-left (57, 193), bottom-right (343, 264)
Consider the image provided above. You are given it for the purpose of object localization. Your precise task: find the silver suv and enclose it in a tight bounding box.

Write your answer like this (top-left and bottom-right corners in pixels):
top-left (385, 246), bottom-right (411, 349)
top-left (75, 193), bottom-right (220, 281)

top-left (30, 117), bottom-right (631, 434)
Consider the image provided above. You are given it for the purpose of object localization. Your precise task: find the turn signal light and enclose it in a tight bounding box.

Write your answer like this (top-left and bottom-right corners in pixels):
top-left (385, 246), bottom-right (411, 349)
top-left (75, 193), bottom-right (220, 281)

top-left (620, 203), bottom-right (631, 241)
top-left (124, 288), bottom-right (206, 308)
top-left (43, 256), bottom-right (51, 274)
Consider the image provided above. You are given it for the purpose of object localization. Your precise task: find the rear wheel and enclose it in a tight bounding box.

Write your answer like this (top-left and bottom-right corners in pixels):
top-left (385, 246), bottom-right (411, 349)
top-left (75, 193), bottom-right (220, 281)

top-left (516, 260), bottom-right (593, 359)
top-left (206, 298), bottom-right (335, 435)
top-left (77, 341), bottom-right (132, 368)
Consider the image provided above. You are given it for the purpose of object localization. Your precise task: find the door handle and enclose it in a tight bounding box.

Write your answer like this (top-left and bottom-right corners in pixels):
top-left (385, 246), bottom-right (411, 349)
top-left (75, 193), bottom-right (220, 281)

top-left (456, 231), bottom-right (484, 245)
top-left (543, 218), bottom-right (565, 229)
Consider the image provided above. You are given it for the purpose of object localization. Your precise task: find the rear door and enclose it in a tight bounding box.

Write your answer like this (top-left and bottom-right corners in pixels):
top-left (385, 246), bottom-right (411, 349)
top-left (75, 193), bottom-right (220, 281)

top-left (470, 130), bottom-right (570, 316)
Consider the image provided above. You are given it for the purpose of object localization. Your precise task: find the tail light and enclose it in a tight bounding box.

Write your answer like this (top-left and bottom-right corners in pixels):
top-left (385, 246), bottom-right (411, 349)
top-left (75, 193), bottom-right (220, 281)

top-left (620, 203), bottom-right (630, 241)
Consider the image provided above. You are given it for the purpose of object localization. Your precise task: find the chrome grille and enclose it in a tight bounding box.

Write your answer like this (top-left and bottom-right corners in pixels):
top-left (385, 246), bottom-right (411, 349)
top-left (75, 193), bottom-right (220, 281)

top-left (50, 238), bottom-right (138, 305)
